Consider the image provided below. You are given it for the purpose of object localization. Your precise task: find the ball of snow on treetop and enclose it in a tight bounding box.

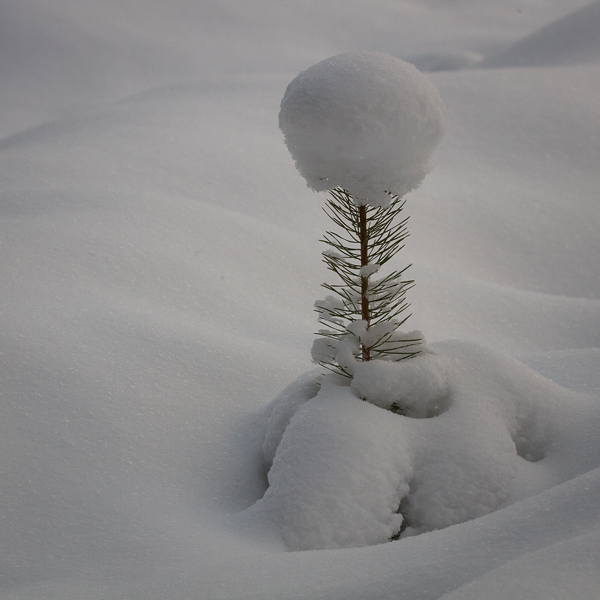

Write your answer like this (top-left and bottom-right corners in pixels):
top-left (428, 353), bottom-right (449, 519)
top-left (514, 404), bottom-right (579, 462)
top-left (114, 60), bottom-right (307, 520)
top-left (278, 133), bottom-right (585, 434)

top-left (279, 52), bottom-right (446, 206)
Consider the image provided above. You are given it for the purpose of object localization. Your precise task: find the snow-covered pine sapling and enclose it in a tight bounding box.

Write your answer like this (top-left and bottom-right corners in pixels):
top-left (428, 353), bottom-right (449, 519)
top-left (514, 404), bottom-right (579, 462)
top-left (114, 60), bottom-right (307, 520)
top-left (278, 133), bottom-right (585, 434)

top-left (313, 187), bottom-right (421, 376)
top-left (279, 52), bottom-right (445, 377)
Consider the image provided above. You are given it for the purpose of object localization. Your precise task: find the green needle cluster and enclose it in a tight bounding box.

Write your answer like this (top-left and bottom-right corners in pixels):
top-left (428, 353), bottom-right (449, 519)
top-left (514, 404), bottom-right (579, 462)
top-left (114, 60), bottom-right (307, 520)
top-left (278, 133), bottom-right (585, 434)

top-left (312, 187), bottom-right (422, 377)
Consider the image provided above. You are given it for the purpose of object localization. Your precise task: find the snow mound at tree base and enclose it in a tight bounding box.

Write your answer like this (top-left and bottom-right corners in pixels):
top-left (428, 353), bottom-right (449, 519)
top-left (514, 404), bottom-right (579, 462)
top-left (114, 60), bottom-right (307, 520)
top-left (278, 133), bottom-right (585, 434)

top-left (250, 340), bottom-right (598, 551)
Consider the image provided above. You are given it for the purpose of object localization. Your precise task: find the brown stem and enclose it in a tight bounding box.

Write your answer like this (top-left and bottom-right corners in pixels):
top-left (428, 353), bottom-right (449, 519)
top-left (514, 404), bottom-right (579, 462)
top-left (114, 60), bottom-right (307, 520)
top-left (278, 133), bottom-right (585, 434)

top-left (359, 204), bottom-right (370, 361)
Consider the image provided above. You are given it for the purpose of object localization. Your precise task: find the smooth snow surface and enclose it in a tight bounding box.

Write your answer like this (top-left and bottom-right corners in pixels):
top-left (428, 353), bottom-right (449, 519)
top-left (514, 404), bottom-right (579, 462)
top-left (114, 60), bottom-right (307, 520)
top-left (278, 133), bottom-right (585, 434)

top-left (279, 52), bottom-right (445, 204)
top-left (439, 528), bottom-right (600, 600)
top-left (1, 1), bottom-right (600, 599)
top-left (481, 0), bottom-right (600, 68)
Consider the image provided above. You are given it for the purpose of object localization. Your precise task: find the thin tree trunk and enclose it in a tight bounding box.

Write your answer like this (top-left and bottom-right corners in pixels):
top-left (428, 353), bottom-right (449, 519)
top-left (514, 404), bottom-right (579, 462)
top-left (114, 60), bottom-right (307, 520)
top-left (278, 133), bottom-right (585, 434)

top-left (359, 204), bottom-right (370, 361)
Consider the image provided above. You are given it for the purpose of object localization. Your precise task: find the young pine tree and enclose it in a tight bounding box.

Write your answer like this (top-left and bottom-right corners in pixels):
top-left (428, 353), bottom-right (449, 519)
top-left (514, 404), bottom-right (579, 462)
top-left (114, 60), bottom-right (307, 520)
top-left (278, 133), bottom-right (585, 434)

top-left (311, 187), bottom-right (423, 378)
top-left (279, 53), bottom-right (445, 378)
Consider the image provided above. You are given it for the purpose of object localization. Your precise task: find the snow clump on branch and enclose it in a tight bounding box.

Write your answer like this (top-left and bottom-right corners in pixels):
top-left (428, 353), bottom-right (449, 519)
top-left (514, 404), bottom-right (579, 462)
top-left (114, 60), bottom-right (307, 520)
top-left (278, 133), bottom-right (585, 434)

top-left (279, 52), bottom-right (446, 206)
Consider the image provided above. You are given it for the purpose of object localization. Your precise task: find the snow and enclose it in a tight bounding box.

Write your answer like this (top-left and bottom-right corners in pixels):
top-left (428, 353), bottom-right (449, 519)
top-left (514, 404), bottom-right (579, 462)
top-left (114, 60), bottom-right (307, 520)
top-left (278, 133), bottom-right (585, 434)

top-left (258, 340), bottom-right (599, 548)
top-left (262, 370), bottom-right (321, 466)
top-left (439, 529), bottom-right (600, 600)
top-left (279, 52), bottom-right (446, 204)
top-left (1, 0), bottom-right (599, 598)
top-left (480, 0), bottom-right (600, 68)
top-left (351, 351), bottom-right (449, 417)
top-left (257, 375), bottom-right (411, 550)
top-left (360, 263), bottom-right (381, 278)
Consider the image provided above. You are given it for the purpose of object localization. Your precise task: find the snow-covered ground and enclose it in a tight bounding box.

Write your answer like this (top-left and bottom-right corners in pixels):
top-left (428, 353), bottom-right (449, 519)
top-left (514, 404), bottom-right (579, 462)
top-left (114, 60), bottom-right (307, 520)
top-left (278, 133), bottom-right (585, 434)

top-left (1, 1), bottom-right (599, 598)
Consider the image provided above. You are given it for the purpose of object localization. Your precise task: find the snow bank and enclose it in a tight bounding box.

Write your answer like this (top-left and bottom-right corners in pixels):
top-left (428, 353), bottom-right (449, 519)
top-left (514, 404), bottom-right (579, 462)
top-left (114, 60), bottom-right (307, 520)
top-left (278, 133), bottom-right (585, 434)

top-left (279, 52), bottom-right (446, 205)
top-left (255, 341), bottom-right (595, 549)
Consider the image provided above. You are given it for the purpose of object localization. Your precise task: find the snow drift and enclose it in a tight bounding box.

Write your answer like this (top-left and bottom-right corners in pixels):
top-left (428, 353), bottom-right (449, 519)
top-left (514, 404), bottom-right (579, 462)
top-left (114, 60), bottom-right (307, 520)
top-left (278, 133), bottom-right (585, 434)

top-left (253, 341), bottom-right (598, 550)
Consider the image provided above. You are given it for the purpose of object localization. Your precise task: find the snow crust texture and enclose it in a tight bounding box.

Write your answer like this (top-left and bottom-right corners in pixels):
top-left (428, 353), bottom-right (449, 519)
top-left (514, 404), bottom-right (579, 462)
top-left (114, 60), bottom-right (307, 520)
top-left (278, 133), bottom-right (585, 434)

top-left (279, 52), bottom-right (446, 205)
top-left (256, 341), bottom-right (592, 550)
